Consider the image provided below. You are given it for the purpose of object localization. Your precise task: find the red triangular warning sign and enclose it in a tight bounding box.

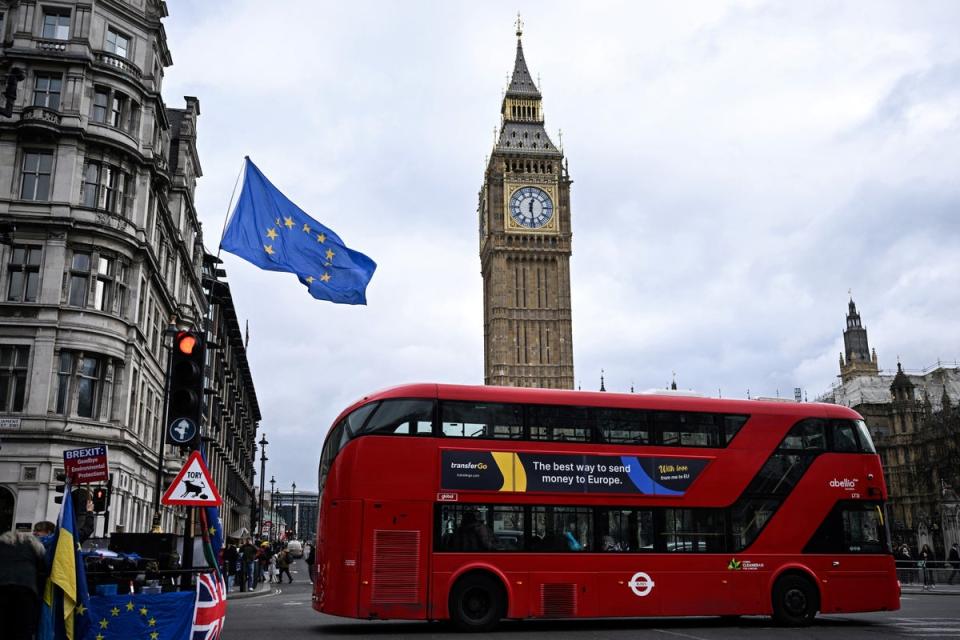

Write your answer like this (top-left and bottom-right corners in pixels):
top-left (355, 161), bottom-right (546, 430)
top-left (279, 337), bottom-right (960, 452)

top-left (161, 450), bottom-right (223, 507)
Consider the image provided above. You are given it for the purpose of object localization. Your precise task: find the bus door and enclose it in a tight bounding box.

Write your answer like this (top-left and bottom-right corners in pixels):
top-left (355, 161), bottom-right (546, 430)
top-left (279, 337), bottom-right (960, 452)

top-left (358, 500), bottom-right (431, 620)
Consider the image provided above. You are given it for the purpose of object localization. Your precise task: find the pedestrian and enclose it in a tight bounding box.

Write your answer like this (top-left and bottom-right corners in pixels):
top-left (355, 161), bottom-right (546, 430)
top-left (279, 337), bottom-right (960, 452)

top-left (258, 542), bottom-right (271, 584)
top-left (306, 542), bottom-right (316, 584)
top-left (277, 547), bottom-right (293, 584)
top-left (268, 550), bottom-right (278, 584)
top-left (948, 543), bottom-right (960, 585)
top-left (0, 529), bottom-right (48, 640)
top-left (240, 538), bottom-right (258, 591)
top-left (920, 544), bottom-right (935, 590)
top-left (223, 542), bottom-right (238, 592)
top-left (897, 544), bottom-right (913, 585)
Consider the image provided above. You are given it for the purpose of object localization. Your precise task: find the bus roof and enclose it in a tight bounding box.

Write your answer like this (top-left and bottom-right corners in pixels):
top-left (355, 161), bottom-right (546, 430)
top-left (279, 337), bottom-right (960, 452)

top-left (330, 382), bottom-right (862, 429)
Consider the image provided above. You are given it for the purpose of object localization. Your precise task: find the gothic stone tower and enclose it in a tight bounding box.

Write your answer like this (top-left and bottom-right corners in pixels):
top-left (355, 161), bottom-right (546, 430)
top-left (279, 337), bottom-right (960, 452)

top-left (839, 297), bottom-right (879, 383)
top-left (479, 22), bottom-right (573, 389)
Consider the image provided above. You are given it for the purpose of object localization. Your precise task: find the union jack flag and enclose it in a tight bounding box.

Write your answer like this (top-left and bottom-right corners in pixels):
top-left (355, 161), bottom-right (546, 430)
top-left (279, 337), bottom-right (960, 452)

top-left (192, 570), bottom-right (227, 640)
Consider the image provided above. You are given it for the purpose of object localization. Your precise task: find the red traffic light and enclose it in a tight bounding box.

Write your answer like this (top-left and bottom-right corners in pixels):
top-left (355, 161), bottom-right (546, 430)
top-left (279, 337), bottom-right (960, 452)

top-left (176, 331), bottom-right (198, 355)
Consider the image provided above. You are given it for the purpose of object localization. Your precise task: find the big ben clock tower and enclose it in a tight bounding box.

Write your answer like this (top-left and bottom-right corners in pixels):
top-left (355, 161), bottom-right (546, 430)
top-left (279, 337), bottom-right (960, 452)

top-left (480, 19), bottom-right (574, 389)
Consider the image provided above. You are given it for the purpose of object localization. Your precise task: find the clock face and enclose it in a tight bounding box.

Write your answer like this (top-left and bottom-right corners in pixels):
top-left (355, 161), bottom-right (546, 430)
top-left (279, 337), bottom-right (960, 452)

top-left (509, 186), bottom-right (554, 229)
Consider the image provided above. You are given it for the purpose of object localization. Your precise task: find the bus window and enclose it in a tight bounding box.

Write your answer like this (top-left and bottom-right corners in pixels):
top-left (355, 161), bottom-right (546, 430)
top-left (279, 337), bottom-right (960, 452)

top-left (360, 399), bottom-right (434, 436)
top-left (723, 415), bottom-right (748, 444)
top-left (596, 408), bottom-right (649, 445)
top-left (662, 509), bottom-right (726, 553)
top-left (437, 504), bottom-right (523, 552)
top-left (730, 498), bottom-right (779, 551)
top-left (781, 418), bottom-right (826, 450)
top-left (529, 406), bottom-right (591, 442)
top-left (531, 506), bottom-right (592, 551)
top-left (658, 412), bottom-right (722, 448)
top-left (440, 402), bottom-right (523, 439)
top-left (854, 420), bottom-right (877, 453)
top-left (744, 453), bottom-right (814, 496)
top-left (804, 501), bottom-right (889, 554)
top-left (597, 508), bottom-right (654, 552)
top-left (832, 420), bottom-right (860, 453)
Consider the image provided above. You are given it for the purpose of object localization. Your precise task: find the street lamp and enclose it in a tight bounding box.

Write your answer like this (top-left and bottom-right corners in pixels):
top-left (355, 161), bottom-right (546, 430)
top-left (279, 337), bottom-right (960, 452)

top-left (291, 481), bottom-right (297, 541)
top-left (256, 434), bottom-right (268, 539)
top-left (269, 475), bottom-right (276, 543)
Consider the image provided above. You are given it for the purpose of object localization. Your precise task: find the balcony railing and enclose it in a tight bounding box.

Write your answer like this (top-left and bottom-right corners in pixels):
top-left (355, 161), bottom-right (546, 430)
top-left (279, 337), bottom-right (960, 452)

top-left (20, 105), bottom-right (62, 127)
top-left (35, 39), bottom-right (68, 52)
top-left (95, 50), bottom-right (143, 80)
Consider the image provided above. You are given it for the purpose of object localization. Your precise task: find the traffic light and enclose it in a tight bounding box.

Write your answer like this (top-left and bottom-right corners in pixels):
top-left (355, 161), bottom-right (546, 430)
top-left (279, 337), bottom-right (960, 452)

top-left (165, 330), bottom-right (205, 448)
top-left (91, 486), bottom-right (109, 512)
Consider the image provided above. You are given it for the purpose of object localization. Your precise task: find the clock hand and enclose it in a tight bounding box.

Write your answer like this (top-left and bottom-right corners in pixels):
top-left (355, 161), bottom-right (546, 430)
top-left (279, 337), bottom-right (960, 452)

top-left (528, 199), bottom-right (534, 215)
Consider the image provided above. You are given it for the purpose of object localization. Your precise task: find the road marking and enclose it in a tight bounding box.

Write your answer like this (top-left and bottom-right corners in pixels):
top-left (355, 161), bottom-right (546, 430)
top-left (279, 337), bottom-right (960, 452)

top-left (653, 629), bottom-right (709, 640)
top-left (283, 601), bottom-right (305, 606)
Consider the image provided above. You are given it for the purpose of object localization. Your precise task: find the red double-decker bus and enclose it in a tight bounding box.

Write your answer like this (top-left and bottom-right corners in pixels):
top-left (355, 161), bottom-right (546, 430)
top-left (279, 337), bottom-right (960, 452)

top-left (313, 383), bottom-right (899, 630)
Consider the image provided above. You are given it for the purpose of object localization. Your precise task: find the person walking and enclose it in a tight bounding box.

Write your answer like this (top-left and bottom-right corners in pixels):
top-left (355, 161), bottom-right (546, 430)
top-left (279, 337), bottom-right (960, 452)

top-left (240, 538), bottom-right (258, 592)
top-left (277, 547), bottom-right (294, 584)
top-left (306, 542), bottom-right (316, 584)
top-left (268, 549), bottom-right (278, 584)
top-left (223, 542), bottom-right (238, 592)
top-left (948, 543), bottom-right (960, 585)
top-left (0, 529), bottom-right (48, 640)
top-left (920, 544), bottom-right (935, 590)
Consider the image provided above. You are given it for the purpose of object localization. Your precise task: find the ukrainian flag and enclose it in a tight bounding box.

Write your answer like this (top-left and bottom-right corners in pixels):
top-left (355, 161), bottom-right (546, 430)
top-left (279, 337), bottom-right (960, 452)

top-left (38, 482), bottom-right (90, 640)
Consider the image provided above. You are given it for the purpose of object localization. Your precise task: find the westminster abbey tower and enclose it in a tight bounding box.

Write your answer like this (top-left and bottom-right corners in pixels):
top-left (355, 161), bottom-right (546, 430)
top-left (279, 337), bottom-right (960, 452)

top-left (479, 21), bottom-right (574, 389)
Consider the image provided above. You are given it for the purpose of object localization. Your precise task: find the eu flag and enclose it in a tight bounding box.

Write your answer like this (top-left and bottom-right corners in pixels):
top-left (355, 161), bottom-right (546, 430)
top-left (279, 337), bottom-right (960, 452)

top-left (220, 158), bottom-right (377, 305)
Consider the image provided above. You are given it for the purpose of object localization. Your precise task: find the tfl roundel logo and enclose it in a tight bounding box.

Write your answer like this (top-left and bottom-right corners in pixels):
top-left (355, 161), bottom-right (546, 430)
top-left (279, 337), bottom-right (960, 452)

top-left (628, 572), bottom-right (655, 597)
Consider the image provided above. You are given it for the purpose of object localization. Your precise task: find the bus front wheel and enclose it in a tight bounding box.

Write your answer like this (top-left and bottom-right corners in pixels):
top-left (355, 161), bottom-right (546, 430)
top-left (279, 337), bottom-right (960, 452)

top-left (772, 574), bottom-right (818, 626)
top-left (449, 573), bottom-right (506, 632)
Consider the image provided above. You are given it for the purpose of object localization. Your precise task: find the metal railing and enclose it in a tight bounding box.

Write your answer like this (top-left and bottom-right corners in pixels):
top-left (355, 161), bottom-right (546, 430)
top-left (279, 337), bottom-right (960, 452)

top-left (895, 560), bottom-right (960, 587)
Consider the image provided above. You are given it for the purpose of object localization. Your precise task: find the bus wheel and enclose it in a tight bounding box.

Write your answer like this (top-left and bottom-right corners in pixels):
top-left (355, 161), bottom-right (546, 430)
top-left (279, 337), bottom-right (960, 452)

top-left (772, 574), bottom-right (818, 626)
top-left (449, 573), bottom-right (505, 632)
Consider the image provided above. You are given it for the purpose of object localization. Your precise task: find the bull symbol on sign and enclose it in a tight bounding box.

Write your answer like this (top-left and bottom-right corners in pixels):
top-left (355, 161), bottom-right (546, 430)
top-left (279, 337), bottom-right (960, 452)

top-left (181, 479), bottom-right (209, 500)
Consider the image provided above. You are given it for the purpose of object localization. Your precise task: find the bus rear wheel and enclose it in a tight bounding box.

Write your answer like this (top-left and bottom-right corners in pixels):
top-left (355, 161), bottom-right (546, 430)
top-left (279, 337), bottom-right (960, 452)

top-left (772, 574), bottom-right (818, 626)
top-left (449, 573), bottom-right (505, 632)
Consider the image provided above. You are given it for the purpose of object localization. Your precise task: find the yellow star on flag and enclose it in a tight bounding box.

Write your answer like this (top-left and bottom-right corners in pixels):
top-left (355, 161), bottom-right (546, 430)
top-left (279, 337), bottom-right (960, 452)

top-left (284, 216), bottom-right (295, 229)
top-left (99, 618), bottom-right (109, 629)
top-left (77, 603), bottom-right (87, 616)
top-left (140, 606), bottom-right (149, 616)
top-left (264, 245), bottom-right (275, 255)
top-left (305, 276), bottom-right (314, 284)
top-left (321, 272), bottom-right (331, 283)
top-left (302, 223), bottom-right (311, 233)
top-left (149, 617), bottom-right (157, 627)
top-left (266, 227), bottom-right (278, 240)
top-left (151, 632), bottom-right (160, 640)
top-left (325, 248), bottom-right (335, 261)
top-left (275, 217), bottom-right (281, 226)
top-left (125, 601), bottom-right (135, 611)
top-left (316, 233), bottom-right (326, 243)
top-left (111, 606), bottom-right (120, 616)
top-left (96, 634), bottom-right (105, 640)
top-left (209, 526), bottom-right (216, 535)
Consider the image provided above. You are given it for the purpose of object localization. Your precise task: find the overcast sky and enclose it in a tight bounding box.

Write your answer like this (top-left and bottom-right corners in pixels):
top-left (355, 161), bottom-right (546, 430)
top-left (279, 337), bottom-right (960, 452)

top-left (162, 0), bottom-right (960, 492)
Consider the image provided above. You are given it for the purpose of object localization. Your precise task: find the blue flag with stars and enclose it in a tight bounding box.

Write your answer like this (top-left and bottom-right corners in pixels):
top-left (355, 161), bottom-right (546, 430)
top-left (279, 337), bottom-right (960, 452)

top-left (220, 158), bottom-right (377, 305)
top-left (81, 592), bottom-right (195, 640)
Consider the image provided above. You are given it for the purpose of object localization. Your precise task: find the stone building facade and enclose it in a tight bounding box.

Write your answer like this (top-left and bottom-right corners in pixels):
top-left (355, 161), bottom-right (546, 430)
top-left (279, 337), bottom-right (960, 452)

top-left (0, 0), bottom-right (259, 536)
top-left (818, 299), bottom-right (960, 555)
top-left (479, 22), bottom-right (574, 389)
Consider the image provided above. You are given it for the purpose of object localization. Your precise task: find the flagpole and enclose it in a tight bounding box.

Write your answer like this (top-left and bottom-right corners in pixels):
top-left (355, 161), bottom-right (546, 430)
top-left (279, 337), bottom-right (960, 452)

top-left (216, 156), bottom-right (247, 261)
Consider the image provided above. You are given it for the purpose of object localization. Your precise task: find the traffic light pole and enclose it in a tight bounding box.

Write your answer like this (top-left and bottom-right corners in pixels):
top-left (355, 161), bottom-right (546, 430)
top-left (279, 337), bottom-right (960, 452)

top-left (102, 473), bottom-right (113, 537)
top-left (151, 328), bottom-right (176, 532)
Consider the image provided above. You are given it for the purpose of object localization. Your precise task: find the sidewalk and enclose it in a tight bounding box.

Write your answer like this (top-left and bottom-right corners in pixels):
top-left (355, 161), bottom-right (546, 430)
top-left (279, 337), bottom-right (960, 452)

top-left (902, 583), bottom-right (960, 595)
top-left (227, 581), bottom-right (273, 600)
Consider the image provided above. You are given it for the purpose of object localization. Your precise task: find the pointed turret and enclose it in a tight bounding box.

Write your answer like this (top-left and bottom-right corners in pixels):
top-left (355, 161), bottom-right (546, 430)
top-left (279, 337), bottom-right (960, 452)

top-left (840, 296), bottom-right (879, 382)
top-left (494, 18), bottom-right (560, 156)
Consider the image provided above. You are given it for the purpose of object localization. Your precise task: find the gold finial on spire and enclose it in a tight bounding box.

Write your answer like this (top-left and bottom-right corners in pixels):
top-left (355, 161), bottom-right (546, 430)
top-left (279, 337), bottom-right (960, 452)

top-left (515, 12), bottom-right (523, 38)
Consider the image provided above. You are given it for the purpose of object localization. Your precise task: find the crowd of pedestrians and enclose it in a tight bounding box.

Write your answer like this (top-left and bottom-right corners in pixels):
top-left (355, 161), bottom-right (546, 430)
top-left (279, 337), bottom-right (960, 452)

top-left (220, 537), bottom-right (315, 592)
top-left (896, 541), bottom-right (960, 589)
